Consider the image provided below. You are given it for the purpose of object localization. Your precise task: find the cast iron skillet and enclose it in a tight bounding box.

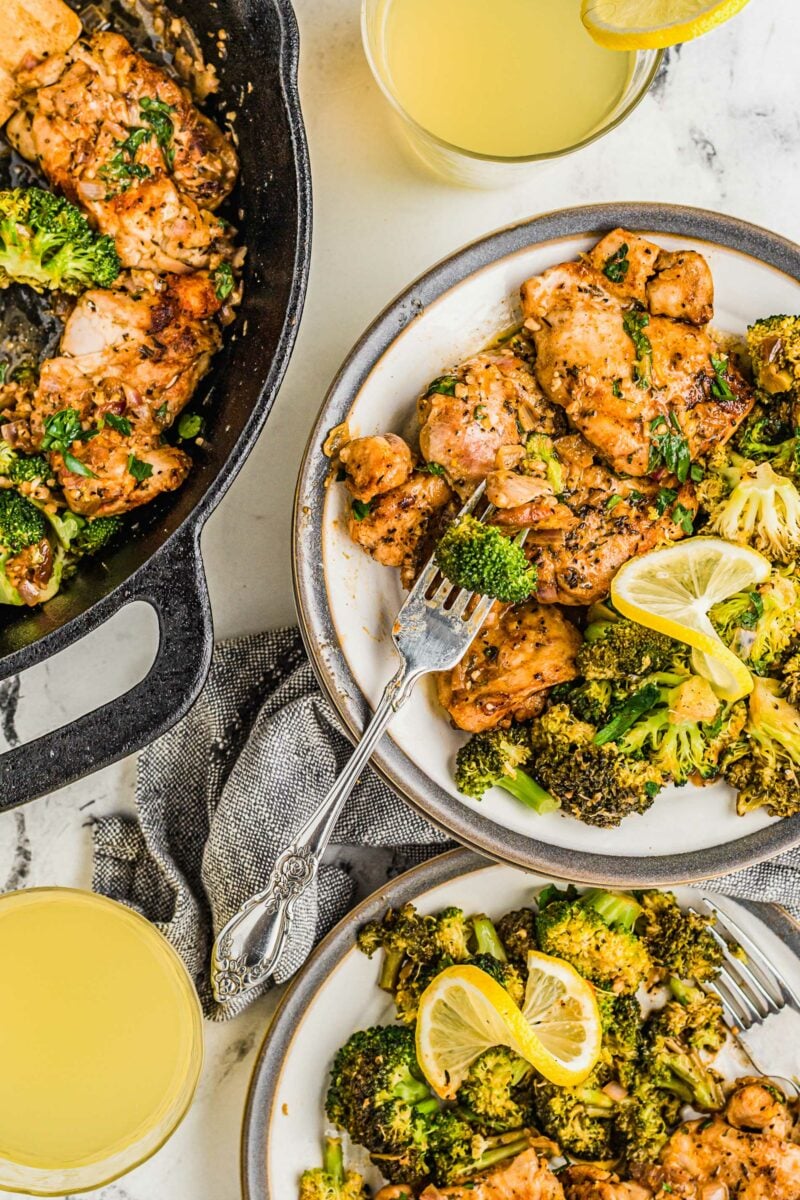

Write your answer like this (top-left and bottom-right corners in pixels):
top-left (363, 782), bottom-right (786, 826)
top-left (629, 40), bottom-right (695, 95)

top-left (0, 0), bottom-right (312, 806)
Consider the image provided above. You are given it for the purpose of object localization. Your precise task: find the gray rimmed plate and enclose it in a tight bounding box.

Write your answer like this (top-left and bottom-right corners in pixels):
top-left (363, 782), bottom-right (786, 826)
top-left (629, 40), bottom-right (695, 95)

top-left (241, 847), bottom-right (800, 1199)
top-left (293, 203), bottom-right (800, 885)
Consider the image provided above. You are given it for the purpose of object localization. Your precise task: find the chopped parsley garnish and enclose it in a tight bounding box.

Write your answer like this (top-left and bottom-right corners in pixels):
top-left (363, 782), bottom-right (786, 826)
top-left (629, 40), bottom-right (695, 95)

top-left (473, 404), bottom-right (487, 420)
top-left (737, 591), bottom-right (765, 629)
top-left (42, 408), bottom-right (98, 477)
top-left (351, 499), bottom-right (371, 521)
top-left (622, 309), bottom-right (653, 389)
top-left (690, 462), bottom-right (705, 482)
top-left (611, 378), bottom-right (623, 399)
top-left (606, 494), bottom-right (622, 511)
top-left (140, 97), bottom-right (176, 168)
top-left (155, 402), bottom-right (169, 423)
top-left (710, 354), bottom-right (735, 400)
top-left (672, 502), bottom-right (695, 535)
top-left (127, 454), bottom-right (153, 483)
top-left (103, 412), bottom-right (132, 436)
top-left (213, 262), bottom-right (234, 301)
top-left (426, 375), bottom-right (458, 397)
top-left (654, 486), bottom-right (678, 515)
top-left (99, 126), bottom-right (152, 191)
top-left (420, 461), bottom-right (445, 476)
top-left (628, 489), bottom-right (644, 504)
top-left (648, 412), bottom-right (691, 482)
top-left (603, 242), bottom-right (630, 284)
top-left (178, 412), bottom-right (204, 440)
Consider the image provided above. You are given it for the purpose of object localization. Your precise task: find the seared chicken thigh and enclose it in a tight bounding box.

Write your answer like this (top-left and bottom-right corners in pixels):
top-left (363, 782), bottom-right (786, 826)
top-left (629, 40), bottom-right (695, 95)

top-left (7, 32), bottom-right (238, 273)
top-left (340, 433), bottom-right (415, 502)
top-left (521, 230), bottom-right (753, 476)
top-left (436, 599), bottom-right (581, 732)
top-left (347, 471), bottom-right (454, 583)
top-left (561, 1165), bottom-right (652, 1200)
top-left (418, 1149), bottom-right (564, 1200)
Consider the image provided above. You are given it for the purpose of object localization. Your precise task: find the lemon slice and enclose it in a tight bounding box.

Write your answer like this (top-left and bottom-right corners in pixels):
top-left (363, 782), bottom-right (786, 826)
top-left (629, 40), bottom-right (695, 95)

top-left (610, 537), bottom-right (771, 702)
top-left (415, 956), bottom-right (601, 1098)
top-left (581, 0), bottom-right (751, 49)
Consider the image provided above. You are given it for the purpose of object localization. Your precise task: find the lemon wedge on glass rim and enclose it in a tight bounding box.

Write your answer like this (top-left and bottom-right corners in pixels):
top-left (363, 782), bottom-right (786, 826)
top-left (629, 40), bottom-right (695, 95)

top-left (581, 0), bottom-right (751, 50)
top-left (415, 954), bottom-right (602, 1099)
top-left (610, 537), bottom-right (771, 702)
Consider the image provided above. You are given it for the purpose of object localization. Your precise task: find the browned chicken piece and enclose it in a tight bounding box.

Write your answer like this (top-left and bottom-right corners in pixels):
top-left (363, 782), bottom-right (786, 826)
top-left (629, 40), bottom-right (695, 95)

top-left (7, 32), bottom-right (238, 272)
top-left (436, 599), bottom-right (581, 732)
top-left (32, 271), bottom-right (223, 440)
top-left (647, 251), bottom-right (714, 326)
top-left (347, 470), bottom-right (453, 579)
top-left (587, 228), bottom-right (662, 305)
top-left (419, 1149), bottom-right (564, 1200)
top-left (725, 1077), bottom-right (794, 1139)
top-left (653, 1104), bottom-right (800, 1200)
top-left (52, 426), bottom-right (190, 517)
top-left (561, 1164), bottom-right (653, 1200)
top-left (418, 349), bottom-right (563, 496)
top-left (520, 237), bottom-right (753, 476)
top-left (491, 434), bottom-right (697, 606)
top-left (340, 434), bottom-right (415, 502)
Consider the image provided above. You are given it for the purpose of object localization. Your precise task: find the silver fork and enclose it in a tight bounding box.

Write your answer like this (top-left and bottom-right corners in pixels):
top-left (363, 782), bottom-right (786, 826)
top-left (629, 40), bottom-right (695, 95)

top-left (695, 899), bottom-right (800, 1096)
top-left (211, 483), bottom-right (508, 1004)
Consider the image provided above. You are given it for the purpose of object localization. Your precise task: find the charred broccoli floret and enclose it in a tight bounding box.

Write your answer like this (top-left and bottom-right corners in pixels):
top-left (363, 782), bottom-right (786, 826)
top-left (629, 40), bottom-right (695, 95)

top-left (782, 650), bottom-right (800, 707)
top-left (436, 906), bottom-right (473, 962)
top-left (706, 458), bottom-right (800, 563)
top-left (495, 908), bottom-right (537, 965)
top-left (0, 187), bottom-right (120, 293)
top-left (560, 678), bottom-right (614, 725)
top-left (535, 888), bottom-right (651, 994)
top-left (471, 913), bottom-right (525, 1006)
top-left (298, 1137), bottom-right (368, 1200)
top-left (747, 314), bottom-right (800, 398)
top-left (454, 725), bottom-right (559, 813)
top-left (325, 1026), bottom-right (438, 1186)
top-left (711, 571), bottom-right (800, 674)
top-left (435, 514), bottom-right (536, 604)
top-left (533, 1067), bottom-right (616, 1159)
top-left (578, 609), bottom-right (684, 680)
top-left (596, 991), bottom-right (644, 1087)
top-left (528, 704), bottom-right (665, 827)
top-left (456, 1047), bottom-right (533, 1133)
top-left (71, 514), bottom-right (122, 557)
top-left (724, 676), bottom-right (800, 816)
top-left (429, 1113), bottom-right (533, 1187)
top-left (614, 1080), bottom-right (682, 1164)
top-left (663, 978), bottom-right (727, 1053)
top-left (734, 404), bottom-right (799, 472)
top-left (641, 1007), bottom-right (724, 1111)
top-left (357, 903), bottom-right (440, 991)
top-left (636, 891), bottom-right (723, 982)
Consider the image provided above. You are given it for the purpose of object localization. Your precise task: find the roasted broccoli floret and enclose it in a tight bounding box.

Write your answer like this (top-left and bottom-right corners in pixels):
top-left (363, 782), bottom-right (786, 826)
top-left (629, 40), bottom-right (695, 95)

top-left (734, 404), bottom-right (800, 472)
top-left (663, 978), bottom-right (727, 1053)
top-left (724, 675), bottom-right (800, 817)
top-left (0, 187), bottom-right (120, 293)
top-left (614, 1080), bottom-right (682, 1164)
top-left (495, 908), bottom-right (537, 965)
top-left (783, 649), bottom-right (800, 707)
top-left (533, 1067), bottom-right (616, 1159)
top-left (706, 459), bottom-right (800, 563)
top-left (456, 1047), bottom-right (533, 1133)
top-left (454, 725), bottom-right (559, 813)
top-left (528, 704), bottom-right (666, 827)
top-left (747, 314), bottom-right (800, 398)
top-left (3, 452), bottom-right (50, 486)
top-left (71, 514), bottom-right (122, 557)
top-left (636, 891), bottom-right (723, 982)
top-left (596, 991), bottom-right (643, 1087)
top-left (535, 888), bottom-right (652, 994)
top-left (471, 914), bottom-right (525, 1006)
top-left (435, 514), bottom-right (536, 604)
top-left (0, 487), bottom-right (63, 606)
top-left (325, 1026), bottom-right (438, 1186)
top-left (612, 674), bottom-right (745, 786)
top-left (560, 678), bottom-right (614, 724)
top-left (710, 571), bottom-right (800, 674)
top-left (436, 906), bottom-right (472, 962)
top-left (523, 433), bottom-right (564, 493)
top-left (578, 615), bottom-right (683, 681)
top-left (357, 903), bottom-right (440, 991)
top-left (0, 487), bottom-right (47, 554)
top-left (298, 1137), bottom-right (368, 1200)
top-left (429, 1113), bottom-right (533, 1187)
top-left (641, 1006), bottom-right (724, 1111)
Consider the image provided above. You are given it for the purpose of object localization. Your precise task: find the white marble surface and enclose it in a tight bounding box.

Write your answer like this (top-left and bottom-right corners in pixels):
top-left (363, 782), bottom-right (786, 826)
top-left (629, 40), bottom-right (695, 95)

top-left (0, 0), bottom-right (798, 1196)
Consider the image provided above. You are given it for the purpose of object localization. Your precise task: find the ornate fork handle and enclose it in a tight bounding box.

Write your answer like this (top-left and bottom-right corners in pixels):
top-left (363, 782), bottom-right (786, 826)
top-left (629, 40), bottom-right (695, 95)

top-left (211, 665), bottom-right (419, 1003)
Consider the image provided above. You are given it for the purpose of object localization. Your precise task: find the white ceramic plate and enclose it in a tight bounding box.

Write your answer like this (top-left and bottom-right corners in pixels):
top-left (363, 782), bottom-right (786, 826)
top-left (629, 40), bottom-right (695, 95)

top-left (294, 204), bottom-right (800, 883)
top-left (242, 849), bottom-right (800, 1199)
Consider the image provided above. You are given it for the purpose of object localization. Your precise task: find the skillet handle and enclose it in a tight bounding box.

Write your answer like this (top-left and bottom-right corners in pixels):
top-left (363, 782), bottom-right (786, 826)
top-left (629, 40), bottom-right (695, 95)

top-left (0, 526), bottom-right (213, 810)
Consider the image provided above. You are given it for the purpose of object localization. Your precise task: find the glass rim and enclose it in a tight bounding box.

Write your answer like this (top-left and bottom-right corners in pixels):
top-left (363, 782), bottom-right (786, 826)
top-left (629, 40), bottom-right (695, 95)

top-left (360, 0), bottom-right (664, 166)
top-left (0, 886), bottom-right (204, 1196)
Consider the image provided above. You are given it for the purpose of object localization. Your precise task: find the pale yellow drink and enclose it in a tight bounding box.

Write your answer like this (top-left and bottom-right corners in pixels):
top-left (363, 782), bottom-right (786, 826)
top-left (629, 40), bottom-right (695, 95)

top-left (380, 0), bottom-right (635, 158)
top-left (0, 889), bottom-right (202, 1191)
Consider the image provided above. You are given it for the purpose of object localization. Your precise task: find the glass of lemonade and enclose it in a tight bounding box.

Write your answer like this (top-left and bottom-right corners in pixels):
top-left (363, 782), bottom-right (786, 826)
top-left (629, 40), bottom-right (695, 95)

top-left (0, 888), bottom-right (203, 1195)
top-left (362, 0), bottom-right (662, 187)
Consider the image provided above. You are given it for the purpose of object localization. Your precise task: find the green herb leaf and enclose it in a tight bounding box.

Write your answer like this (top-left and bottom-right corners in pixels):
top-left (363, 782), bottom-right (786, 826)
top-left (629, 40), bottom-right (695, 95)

top-left (425, 375), bottom-right (459, 397)
top-left (420, 461), bottom-right (445, 476)
top-left (351, 499), bottom-right (371, 521)
top-left (606, 494), bottom-right (622, 511)
top-left (622, 309), bottom-right (653, 389)
top-left (611, 377), bottom-right (623, 399)
top-left (473, 404), bottom-right (487, 420)
top-left (104, 412), bottom-right (132, 436)
top-left (710, 354), bottom-right (735, 400)
top-left (99, 126), bottom-right (152, 190)
top-left (155, 402), bottom-right (169, 423)
top-left (648, 412), bottom-right (691, 483)
top-left (594, 683), bottom-right (662, 746)
top-left (603, 243), bottom-right (630, 284)
top-left (178, 412), bottom-right (204, 440)
top-left (738, 591), bottom-right (765, 630)
top-left (63, 450), bottom-right (96, 478)
top-left (213, 262), bottom-right (234, 302)
top-left (654, 486), bottom-right (678, 515)
top-left (690, 462), bottom-right (705, 482)
top-left (140, 96), bottom-right (176, 168)
top-left (672, 502), bottom-right (695, 535)
top-left (127, 454), bottom-right (153, 482)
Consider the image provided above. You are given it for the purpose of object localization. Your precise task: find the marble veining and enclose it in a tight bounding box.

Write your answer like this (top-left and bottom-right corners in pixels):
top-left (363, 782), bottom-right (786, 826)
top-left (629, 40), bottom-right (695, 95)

top-left (0, 0), bottom-right (798, 1196)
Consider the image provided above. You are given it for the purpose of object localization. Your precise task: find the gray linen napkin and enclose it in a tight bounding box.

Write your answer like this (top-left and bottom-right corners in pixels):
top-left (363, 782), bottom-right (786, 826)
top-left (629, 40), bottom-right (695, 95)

top-left (91, 628), bottom-right (452, 1020)
top-left (92, 627), bottom-right (800, 1021)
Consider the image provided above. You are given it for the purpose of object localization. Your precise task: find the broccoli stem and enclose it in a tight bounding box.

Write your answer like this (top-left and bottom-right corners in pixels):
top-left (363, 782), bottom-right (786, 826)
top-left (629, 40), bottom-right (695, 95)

top-left (378, 947), bottom-right (405, 992)
top-left (575, 1087), bottom-right (617, 1117)
top-left (461, 1132), bottom-right (531, 1179)
top-left (668, 976), bottom-right (705, 1005)
top-left (498, 769), bottom-right (560, 814)
top-left (322, 1136), bottom-right (344, 1186)
top-left (472, 915), bottom-right (508, 962)
top-left (582, 889), bottom-right (643, 932)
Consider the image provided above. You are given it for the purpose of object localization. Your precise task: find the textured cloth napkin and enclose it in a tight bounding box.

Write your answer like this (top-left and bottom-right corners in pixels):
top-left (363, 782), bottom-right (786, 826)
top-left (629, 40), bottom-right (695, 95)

top-left (91, 627), bottom-right (800, 1020)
